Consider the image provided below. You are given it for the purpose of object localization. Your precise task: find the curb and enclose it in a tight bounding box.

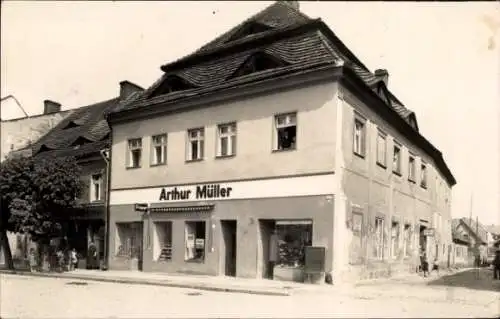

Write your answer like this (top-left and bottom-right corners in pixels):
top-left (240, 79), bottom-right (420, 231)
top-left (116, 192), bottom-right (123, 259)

top-left (0, 270), bottom-right (291, 297)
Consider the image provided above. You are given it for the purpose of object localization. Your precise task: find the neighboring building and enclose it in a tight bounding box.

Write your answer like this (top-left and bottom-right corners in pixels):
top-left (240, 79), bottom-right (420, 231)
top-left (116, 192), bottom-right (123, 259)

top-left (105, 1), bottom-right (456, 283)
top-left (451, 223), bottom-right (471, 268)
top-left (0, 99), bottom-right (70, 265)
top-left (30, 81), bottom-right (143, 267)
top-left (451, 218), bottom-right (488, 265)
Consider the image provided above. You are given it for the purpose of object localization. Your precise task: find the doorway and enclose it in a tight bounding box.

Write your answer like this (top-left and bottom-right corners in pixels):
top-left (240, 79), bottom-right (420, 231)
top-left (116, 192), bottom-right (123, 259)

top-left (221, 220), bottom-right (237, 277)
top-left (419, 225), bottom-right (428, 254)
top-left (258, 219), bottom-right (276, 279)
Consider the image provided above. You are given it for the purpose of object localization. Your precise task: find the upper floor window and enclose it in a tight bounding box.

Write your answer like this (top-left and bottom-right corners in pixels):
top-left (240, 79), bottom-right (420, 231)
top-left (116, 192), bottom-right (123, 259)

top-left (217, 123), bottom-right (237, 157)
top-left (376, 130), bottom-right (387, 167)
top-left (421, 162), bottom-right (428, 188)
top-left (151, 134), bottom-right (167, 166)
top-left (274, 113), bottom-right (296, 151)
top-left (392, 142), bottom-right (402, 175)
top-left (90, 173), bottom-right (102, 202)
top-left (408, 153), bottom-right (416, 182)
top-left (353, 115), bottom-right (366, 157)
top-left (187, 128), bottom-right (204, 161)
top-left (127, 138), bottom-right (142, 168)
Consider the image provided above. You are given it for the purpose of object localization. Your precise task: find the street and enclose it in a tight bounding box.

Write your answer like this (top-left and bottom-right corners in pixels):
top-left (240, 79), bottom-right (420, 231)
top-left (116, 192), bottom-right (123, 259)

top-left (1, 269), bottom-right (499, 318)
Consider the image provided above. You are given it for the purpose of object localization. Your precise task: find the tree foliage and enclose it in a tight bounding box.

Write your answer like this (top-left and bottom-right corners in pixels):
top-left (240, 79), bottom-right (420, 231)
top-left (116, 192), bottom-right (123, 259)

top-left (0, 155), bottom-right (83, 243)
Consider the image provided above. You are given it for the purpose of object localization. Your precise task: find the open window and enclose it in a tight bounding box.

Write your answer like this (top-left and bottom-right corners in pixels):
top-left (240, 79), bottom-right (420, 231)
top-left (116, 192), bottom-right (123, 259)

top-left (274, 112), bottom-right (296, 151)
top-left (228, 52), bottom-right (288, 80)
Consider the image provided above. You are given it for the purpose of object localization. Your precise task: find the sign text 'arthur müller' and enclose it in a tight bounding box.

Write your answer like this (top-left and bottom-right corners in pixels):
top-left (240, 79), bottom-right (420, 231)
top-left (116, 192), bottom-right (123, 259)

top-left (159, 184), bottom-right (233, 201)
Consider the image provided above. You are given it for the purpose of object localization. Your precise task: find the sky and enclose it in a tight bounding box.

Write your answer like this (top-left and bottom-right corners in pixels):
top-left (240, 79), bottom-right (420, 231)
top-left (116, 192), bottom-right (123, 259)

top-left (1, 1), bottom-right (499, 225)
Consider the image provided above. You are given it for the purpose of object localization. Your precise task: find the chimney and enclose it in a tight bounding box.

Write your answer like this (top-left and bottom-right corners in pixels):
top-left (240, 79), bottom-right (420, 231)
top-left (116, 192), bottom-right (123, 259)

top-left (43, 100), bottom-right (61, 115)
top-left (374, 69), bottom-right (389, 86)
top-left (283, 1), bottom-right (300, 10)
top-left (120, 81), bottom-right (143, 99)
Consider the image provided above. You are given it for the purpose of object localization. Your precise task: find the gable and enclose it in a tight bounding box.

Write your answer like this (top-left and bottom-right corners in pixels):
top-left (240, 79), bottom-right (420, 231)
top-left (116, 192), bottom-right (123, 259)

top-left (227, 51), bottom-right (289, 80)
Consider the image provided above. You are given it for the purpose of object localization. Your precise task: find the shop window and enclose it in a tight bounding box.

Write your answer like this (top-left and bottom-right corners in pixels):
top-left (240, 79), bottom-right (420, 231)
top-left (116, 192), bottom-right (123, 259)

top-left (376, 130), bottom-right (387, 167)
top-left (391, 221), bottom-right (400, 259)
top-left (349, 212), bottom-right (364, 264)
top-left (116, 222), bottom-right (142, 258)
top-left (185, 221), bottom-right (206, 262)
top-left (274, 113), bottom-right (296, 151)
top-left (187, 128), bottom-right (204, 161)
top-left (353, 115), bottom-right (366, 157)
top-left (217, 122), bottom-right (237, 157)
top-left (90, 173), bottom-right (102, 202)
top-left (403, 224), bottom-right (412, 258)
top-left (374, 217), bottom-right (384, 260)
top-left (275, 221), bottom-right (312, 267)
top-left (127, 138), bottom-right (142, 168)
top-left (151, 134), bottom-right (167, 166)
top-left (154, 222), bottom-right (172, 262)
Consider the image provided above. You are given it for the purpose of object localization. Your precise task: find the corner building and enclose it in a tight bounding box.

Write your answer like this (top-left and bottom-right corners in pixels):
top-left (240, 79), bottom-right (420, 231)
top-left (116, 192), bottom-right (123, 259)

top-left (106, 1), bottom-right (456, 283)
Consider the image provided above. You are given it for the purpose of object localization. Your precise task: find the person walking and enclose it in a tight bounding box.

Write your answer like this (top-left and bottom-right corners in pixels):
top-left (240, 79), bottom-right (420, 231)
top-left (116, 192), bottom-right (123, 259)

top-left (420, 252), bottom-right (429, 278)
top-left (493, 249), bottom-right (500, 280)
top-left (69, 248), bottom-right (78, 271)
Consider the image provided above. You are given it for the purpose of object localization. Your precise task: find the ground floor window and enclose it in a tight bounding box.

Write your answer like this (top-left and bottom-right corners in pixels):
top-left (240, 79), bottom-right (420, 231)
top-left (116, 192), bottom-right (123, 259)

top-left (390, 220), bottom-right (400, 259)
top-left (403, 224), bottom-right (412, 258)
top-left (185, 221), bottom-right (206, 262)
top-left (373, 217), bottom-right (384, 260)
top-left (154, 222), bottom-right (173, 261)
top-left (116, 222), bottom-right (142, 259)
top-left (275, 221), bottom-right (312, 268)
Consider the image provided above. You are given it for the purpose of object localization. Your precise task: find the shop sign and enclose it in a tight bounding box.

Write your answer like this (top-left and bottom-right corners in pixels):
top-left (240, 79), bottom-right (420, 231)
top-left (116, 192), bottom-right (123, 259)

top-left (195, 239), bottom-right (205, 249)
top-left (423, 228), bottom-right (435, 237)
top-left (159, 184), bottom-right (233, 201)
top-left (134, 203), bottom-right (149, 212)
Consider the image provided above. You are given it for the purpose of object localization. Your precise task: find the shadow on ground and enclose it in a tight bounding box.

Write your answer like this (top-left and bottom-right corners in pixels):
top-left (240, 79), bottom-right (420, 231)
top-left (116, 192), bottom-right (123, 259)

top-left (427, 268), bottom-right (500, 293)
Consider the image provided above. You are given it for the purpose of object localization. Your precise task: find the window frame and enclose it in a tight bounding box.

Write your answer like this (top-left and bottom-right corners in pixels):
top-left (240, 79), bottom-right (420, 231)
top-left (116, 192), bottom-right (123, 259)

top-left (186, 128), bottom-right (205, 162)
top-left (216, 122), bottom-right (237, 158)
top-left (403, 223), bottom-right (412, 258)
top-left (150, 133), bottom-right (168, 166)
top-left (126, 137), bottom-right (143, 169)
top-left (353, 113), bottom-right (367, 158)
top-left (89, 172), bottom-right (103, 202)
top-left (273, 112), bottom-right (297, 152)
top-left (374, 217), bottom-right (385, 260)
top-left (420, 161), bottom-right (428, 189)
top-left (392, 141), bottom-right (402, 176)
top-left (408, 153), bottom-right (416, 183)
top-left (390, 220), bottom-right (400, 260)
top-left (376, 130), bottom-right (387, 168)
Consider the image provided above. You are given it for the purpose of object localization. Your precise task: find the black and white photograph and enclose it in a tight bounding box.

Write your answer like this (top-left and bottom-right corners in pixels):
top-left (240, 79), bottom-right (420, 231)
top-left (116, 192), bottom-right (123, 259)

top-left (0, 1), bottom-right (499, 318)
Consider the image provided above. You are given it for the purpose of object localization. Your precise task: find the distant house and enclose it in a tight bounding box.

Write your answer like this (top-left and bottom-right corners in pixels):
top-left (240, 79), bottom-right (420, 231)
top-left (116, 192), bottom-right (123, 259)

top-left (451, 222), bottom-right (471, 267)
top-left (451, 218), bottom-right (488, 265)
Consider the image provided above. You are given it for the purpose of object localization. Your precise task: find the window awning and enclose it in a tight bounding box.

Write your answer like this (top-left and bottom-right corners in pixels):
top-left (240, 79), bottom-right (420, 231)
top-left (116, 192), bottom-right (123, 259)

top-left (276, 220), bottom-right (312, 226)
top-left (150, 204), bottom-right (215, 213)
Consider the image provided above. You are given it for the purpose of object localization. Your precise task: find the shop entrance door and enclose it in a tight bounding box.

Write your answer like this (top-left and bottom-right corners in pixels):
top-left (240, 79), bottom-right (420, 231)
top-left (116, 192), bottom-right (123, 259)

top-left (221, 220), bottom-right (237, 277)
top-left (258, 220), bottom-right (276, 279)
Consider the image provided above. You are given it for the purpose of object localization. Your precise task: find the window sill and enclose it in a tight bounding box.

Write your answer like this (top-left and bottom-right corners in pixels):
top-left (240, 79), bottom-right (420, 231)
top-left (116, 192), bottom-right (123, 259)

top-left (353, 151), bottom-right (365, 159)
top-left (376, 162), bottom-right (387, 169)
top-left (420, 184), bottom-right (427, 189)
top-left (185, 259), bottom-right (205, 264)
top-left (185, 158), bottom-right (204, 164)
top-left (150, 162), bottom-right (167, 167)
top-left (126, 166), bottom-right (141, 170)
top-left (392, 170), bottom-right (402, 177)
top-left (272, 147), bottom-right (296, 153)
top-left (215, 154), bottom-right (236, 160)
top-left (408, 178), bottom-right (416, 184)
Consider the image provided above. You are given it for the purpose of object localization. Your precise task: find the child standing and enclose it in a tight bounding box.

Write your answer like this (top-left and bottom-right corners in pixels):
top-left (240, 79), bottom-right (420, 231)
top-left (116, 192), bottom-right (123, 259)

top-left (69, 248), bottom-right (78, 271)
top-left (29, 248), bottom-right (37, 273)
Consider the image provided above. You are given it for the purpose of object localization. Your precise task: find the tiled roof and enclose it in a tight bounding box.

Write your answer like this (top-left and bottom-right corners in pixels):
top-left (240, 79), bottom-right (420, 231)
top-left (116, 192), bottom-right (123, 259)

top-left (32, 88), bottom-right (143, 160)
top-left (114, 1), bottom-right (416, 128)
top-left (460, 217), bottom-right (488, 244)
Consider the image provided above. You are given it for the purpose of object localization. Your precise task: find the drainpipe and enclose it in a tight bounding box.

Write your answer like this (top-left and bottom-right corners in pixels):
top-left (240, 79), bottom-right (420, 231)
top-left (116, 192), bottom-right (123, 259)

top-left (100, 148), bottom-right (111, 270)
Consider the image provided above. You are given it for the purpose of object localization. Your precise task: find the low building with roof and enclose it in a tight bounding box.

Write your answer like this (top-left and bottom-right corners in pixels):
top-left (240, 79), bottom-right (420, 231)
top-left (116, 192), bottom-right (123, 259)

top-left (28, 81), bottom-right (144, 268)
top-left (105, 1), bottom-right (456, 283)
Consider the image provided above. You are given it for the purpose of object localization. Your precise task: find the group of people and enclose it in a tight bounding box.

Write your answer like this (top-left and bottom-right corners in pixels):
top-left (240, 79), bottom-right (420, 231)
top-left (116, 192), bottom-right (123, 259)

top-left (419, 251), bottom-right (440, 278)
top-left (28, 247), bottom-right (78, 273)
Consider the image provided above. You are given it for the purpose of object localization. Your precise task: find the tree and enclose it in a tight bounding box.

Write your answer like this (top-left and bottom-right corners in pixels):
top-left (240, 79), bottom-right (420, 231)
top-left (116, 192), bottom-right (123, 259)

top-left (0, 154), bottom-right (82, 269)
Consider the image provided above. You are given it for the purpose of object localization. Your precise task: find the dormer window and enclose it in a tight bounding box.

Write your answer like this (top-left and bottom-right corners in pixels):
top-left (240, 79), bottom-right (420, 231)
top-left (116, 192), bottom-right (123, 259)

top-left (150, 75), bottom-right (197, 97)
top-left (228, 52), bottom-right (288, 79)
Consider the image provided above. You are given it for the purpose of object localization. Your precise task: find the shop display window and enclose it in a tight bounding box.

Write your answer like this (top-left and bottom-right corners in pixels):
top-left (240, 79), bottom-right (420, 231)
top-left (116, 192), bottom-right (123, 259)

top-left (275, 222), bottom-right (312, 267)
top-left (185, 221), bottom-right (206, 262)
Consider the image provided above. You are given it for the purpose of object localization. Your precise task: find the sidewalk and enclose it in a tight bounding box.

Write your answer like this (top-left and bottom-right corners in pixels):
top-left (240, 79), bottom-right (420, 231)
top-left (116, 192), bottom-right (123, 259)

top-left (0, 268), bottom-right (337, 296)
